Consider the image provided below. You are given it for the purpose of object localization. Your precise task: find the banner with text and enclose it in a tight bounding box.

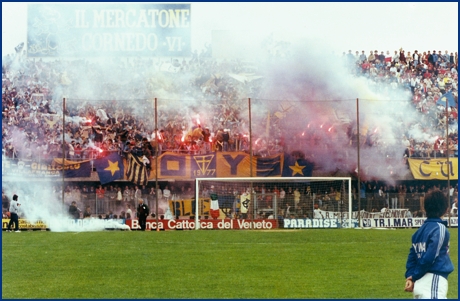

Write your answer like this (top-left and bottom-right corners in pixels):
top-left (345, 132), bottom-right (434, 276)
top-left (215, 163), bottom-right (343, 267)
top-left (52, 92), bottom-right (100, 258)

top-left (283, 217), bottom-right (458, 229)
top-left (126, 218), bottom-right (278, 230)
top-left (2, 219), bottom-right (48, 230)
top-left (2, 159), bottom-right (92, 178)
top-left (2, 217), bottom-right (457, 231)
top-left (407, 158), bottom-right (458, 180)
top-left (27, 3), bottom-right (191, 57)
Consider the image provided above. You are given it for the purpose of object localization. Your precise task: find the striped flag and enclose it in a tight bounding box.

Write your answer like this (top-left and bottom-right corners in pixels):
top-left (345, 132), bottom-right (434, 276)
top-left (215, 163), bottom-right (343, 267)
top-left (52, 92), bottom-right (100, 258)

top-left (126, 153), bottom-right (149, 186)
top-left (209, 191), bottom-right (219, 219)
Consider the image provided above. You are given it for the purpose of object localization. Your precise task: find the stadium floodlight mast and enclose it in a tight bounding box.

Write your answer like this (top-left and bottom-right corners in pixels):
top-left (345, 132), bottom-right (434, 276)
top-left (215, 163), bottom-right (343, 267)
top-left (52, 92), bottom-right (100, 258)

top-left (194, 177), bottom-right (352, 230)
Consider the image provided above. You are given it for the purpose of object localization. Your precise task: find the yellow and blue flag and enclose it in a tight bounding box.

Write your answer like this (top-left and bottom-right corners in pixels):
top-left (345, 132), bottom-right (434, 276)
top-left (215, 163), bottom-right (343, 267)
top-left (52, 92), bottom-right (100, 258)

top-left (436, 91), bottom-right (456, 107)
top-left (53, 158), bottom-right (92, 178)
top-left (255, 154), bottom-right (283, 177)
top-left (126, 153), bottom-right (149, 186)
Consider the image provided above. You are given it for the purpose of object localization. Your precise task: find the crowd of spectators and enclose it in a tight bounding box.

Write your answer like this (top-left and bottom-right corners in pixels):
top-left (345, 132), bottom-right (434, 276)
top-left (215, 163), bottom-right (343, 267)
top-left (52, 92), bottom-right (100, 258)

top-left (344, 49), bottom-right (458, 158)
top-left (2, 44), bottom-right (256, 163)
top-left (3, 179), bottom-right (457, 220)
top-left (2, 43), bottom-right (458, 175)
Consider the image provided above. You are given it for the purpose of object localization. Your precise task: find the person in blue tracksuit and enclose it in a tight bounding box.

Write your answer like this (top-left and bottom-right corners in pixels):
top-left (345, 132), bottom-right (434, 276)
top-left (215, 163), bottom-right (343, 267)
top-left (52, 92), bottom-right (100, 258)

top-left (404, 189), bottom-right (454, 299)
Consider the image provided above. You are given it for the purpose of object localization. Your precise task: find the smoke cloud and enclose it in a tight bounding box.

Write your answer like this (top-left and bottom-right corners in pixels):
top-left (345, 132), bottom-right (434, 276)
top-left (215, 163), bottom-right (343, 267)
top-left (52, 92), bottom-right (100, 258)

top-left (2, 178), bottom-right (130, 231)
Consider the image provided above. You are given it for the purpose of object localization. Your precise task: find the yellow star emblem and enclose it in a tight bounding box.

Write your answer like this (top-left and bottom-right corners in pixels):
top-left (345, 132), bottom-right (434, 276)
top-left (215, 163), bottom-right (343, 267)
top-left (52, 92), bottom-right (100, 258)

top-left (104, 160), bottom-right (120, 176)
top-left (289, 161), bottom-right (305, 176)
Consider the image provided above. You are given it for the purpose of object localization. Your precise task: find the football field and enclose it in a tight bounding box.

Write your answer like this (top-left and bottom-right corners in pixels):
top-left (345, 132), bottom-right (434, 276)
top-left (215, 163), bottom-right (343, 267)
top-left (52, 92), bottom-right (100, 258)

top-left (2, 228), bottom-right (458, 299)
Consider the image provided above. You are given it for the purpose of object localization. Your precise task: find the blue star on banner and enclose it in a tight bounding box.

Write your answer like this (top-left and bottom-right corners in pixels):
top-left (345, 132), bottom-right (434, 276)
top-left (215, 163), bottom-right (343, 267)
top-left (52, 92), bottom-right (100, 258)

top-left (94, 152), bottom-right (124, 185)
top-left (282, 153), bottom-right (314, 177)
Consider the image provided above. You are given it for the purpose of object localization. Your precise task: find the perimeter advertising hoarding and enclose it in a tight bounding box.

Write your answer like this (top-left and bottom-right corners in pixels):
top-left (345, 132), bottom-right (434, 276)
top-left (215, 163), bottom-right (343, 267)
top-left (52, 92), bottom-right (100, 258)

top-left (283, 217), bottom-right (458, 229)
top-left (1, 218), bottom-right (277, 230)
top-left (2, 218), bottom-right (457, 230)
top-left (27, 3), bottom-right (191, 57)
top-left (2, 219), bottom-right (48, 230)
top-left (127, 218), bottom-right (278, 230)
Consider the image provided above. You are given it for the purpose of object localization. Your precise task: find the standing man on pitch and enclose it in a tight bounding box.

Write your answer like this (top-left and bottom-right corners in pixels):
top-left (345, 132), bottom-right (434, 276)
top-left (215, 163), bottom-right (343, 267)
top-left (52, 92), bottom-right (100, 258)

top-left (68, 201), bottom-right (80, 220)
top-left (404, 189), bottom-right (454, 298)
top-left (136, 198), bottom-right (149, 231)
top-left (7, 194), bottom-right (21, 232)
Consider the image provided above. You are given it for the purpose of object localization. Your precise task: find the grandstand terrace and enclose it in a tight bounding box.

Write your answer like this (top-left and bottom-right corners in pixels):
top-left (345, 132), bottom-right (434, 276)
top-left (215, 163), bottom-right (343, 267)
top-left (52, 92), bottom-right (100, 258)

top-left (2, 41), bottom-right (458, 218)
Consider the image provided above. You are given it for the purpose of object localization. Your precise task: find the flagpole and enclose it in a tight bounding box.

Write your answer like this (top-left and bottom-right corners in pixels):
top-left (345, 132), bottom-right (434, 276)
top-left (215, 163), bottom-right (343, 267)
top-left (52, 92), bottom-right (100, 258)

top-left (356, 98), bottom-right (361, 228)
top-left (95, 194), bottom-right (98, 216)
top-left (249, 98), bottom-right (253, 177)
top-left (62, 97), bottom-right (66, 204)
top-left (248, 98), bottom-right (254, 220)
top-left (154, 98), bottom-right (159, 228)
top-left (445, 92), bottom-right (451, 227)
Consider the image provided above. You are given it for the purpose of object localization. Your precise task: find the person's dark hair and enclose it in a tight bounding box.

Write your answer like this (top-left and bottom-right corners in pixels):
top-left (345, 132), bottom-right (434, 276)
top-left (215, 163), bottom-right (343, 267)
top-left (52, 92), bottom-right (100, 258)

top-left (12, 194), bottom-right (18, 200)
top-left (424, 189), bottom-right (449, 218)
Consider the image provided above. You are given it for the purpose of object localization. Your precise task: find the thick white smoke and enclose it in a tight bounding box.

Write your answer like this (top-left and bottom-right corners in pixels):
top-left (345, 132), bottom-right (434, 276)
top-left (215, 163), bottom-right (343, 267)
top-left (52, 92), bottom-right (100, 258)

top-left (2, 178), bottom-right (129, 232)
top-left (250, 38), bottom-right (429, 182)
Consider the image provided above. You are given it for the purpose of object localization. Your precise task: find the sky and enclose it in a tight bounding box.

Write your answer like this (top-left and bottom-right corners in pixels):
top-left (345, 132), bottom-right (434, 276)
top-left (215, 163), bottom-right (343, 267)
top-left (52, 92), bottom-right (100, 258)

top-left (2, 2), bottom-right (458, 57)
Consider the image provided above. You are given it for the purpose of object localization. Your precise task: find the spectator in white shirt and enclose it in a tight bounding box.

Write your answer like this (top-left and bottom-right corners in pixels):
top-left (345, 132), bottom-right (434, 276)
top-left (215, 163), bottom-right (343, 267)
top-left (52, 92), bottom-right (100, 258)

top-left (163, 185), bottom-right (171, 201)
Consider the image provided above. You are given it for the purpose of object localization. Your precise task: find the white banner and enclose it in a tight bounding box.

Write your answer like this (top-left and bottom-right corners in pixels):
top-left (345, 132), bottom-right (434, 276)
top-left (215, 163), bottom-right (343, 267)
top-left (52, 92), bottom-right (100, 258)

top-left (284, 218), bottom-right (355, 229)
top-left (283, 217), bottom-right (458, 229)
top-left (361, 217), bottom-right (458, 228)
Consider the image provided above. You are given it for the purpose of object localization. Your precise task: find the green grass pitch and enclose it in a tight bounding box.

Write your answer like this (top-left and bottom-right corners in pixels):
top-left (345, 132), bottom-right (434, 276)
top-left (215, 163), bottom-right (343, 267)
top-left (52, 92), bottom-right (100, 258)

top-left (2, 228), bottom-right (458, 299)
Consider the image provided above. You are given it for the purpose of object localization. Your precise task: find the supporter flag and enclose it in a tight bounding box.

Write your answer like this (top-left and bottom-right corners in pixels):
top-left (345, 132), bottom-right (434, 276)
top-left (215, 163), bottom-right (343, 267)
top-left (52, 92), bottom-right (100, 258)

top-left (94, 152), bottom-right (124, 185)
top-left (255, 154), bottom-right (282, 177)
top-left (407, 158), bottom-right (458, 180)
top-left (282, 153), bottom-right (314, 177)
top-left (126, 153), bottom-right (149, 186)
top-left (240, 192), bottom-right (250, 214)
top-left (158, 152), bottom-right (190, 179)
top-left (216, 152), bottom-right (251, 177)
top-left (209, 190), bottom-right (220, 219)
top-left (191, 153), bottom-right (216, 178)
top-left (64, 161), bottom-right (92, 178)
top-left (53, 158), bottom-right (92, 178)
top-left (436, 91), bottom-right (456, 107)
